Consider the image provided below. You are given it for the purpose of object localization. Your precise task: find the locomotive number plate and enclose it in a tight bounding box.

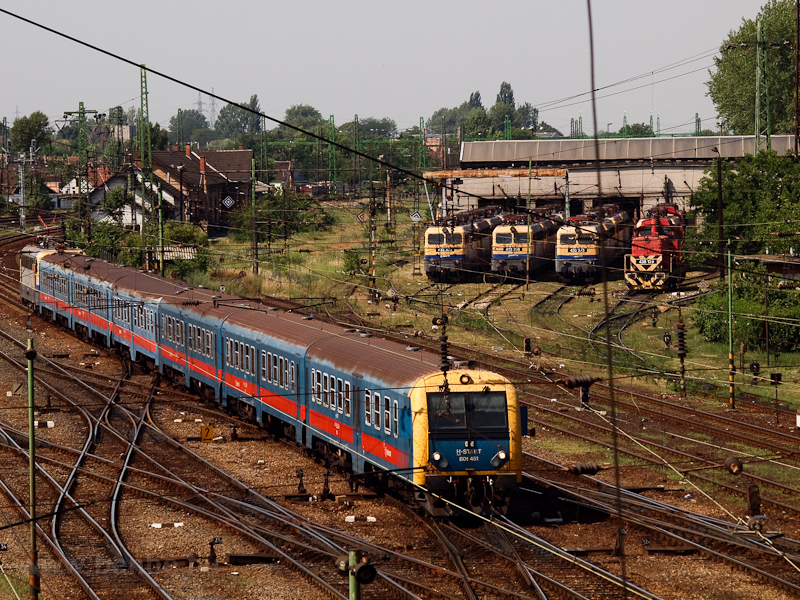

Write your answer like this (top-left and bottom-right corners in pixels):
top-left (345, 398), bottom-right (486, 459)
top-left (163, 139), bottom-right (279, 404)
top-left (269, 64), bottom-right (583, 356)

top-left (636, 259), bottom-right (657, 264)
top-left (568, 248), bottom-right (588, 253)
top-left (503, 246), bottom-right (522, 252)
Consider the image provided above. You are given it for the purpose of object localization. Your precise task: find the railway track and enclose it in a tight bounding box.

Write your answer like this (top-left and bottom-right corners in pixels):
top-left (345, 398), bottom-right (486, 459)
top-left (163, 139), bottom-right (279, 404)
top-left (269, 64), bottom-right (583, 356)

top-left (518, 391), bottom-right (800, 532)
top-left (522, 453), bottom-right (800, 597)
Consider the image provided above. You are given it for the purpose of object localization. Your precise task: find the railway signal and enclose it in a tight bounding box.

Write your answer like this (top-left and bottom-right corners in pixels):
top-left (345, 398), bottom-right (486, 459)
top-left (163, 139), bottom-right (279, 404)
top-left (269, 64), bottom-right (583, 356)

top-left (337, 551), bottom-right (377, 597)
top-left (663, 332), bottom-right (671, 348)
top-left (749, 360), bottom-right (760, 384)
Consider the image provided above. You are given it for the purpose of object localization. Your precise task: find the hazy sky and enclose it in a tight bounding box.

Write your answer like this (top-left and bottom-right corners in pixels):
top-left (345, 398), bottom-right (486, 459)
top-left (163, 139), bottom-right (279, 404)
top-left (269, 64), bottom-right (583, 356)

top-left (0, 1), bottom-right (766, 136)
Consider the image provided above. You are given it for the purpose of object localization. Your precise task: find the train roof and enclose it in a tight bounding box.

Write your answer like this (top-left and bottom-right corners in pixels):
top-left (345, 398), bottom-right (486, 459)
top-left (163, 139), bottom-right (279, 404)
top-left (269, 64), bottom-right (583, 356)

top-left (31, 247), bottom-right (440, 388)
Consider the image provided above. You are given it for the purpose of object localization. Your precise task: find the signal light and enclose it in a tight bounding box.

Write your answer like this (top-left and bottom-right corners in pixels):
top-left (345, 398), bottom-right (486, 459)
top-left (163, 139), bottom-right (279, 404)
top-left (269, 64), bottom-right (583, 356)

top-left (564, 374), bottom-right (594, 389)
top-left (676, 320), bottom-right (686, 358)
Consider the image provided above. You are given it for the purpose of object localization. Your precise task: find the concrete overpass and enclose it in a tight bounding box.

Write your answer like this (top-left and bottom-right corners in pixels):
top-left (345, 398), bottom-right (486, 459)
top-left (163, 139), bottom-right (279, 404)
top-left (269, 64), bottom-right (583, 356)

top-left (423, 135), bottom-right (795, 218)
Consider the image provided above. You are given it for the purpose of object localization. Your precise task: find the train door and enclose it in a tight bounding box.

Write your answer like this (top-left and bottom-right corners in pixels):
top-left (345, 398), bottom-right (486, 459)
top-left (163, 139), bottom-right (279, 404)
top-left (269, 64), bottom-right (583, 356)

top-left (352, 376), bottom-right (364, 474)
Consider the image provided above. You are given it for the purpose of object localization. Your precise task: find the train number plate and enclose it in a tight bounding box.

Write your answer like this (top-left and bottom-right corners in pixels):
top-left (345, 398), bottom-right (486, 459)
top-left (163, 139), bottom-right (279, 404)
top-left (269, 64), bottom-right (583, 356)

top-left (636, 258), bottom-right (657, 264)
top-left (568, 248), bottom-right (588, 253)
top-left (503, 246), bottom-right (522, 252)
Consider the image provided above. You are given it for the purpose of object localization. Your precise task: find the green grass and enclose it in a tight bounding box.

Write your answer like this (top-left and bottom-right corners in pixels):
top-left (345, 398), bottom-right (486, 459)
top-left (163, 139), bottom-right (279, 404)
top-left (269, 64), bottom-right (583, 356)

top-left (194, 198), bottom-right (800, 409)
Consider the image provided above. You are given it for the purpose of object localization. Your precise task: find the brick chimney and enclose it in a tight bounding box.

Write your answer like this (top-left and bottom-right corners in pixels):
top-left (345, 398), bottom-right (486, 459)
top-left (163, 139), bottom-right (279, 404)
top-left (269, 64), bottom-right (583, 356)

top-left (185, 143), bottom-right (191, 158)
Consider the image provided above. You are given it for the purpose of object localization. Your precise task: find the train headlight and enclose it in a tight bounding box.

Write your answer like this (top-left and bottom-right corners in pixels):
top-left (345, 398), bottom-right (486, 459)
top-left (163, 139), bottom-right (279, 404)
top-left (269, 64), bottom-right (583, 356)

top-left (459, 374), bottom-right (473, 385)
top-left (431, 451), bottom-right (448, 469)
top-left (491, 450), bottom-right (508, 468)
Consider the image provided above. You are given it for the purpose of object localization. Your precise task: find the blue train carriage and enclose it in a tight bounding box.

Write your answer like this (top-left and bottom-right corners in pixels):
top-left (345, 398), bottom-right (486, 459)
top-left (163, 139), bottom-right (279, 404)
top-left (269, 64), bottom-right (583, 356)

top-left (423, 213), bottom-right (506, 281)
top-left (555, 209), bottom-right (631, 282)
top-left (410, 368), bottom-right (522, 515)
top-left (491, 212), bottom-right (564, 277)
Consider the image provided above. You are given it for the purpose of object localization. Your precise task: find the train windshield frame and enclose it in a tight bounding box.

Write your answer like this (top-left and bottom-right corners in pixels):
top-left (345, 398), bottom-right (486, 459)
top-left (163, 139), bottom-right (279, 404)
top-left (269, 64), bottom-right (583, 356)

top-left (496, 233), bottom-right (512, 245)
top-left (426, 390), bottom-right (508, 437)
top-left (560, 233), bottom-right (576, 245)
top-left (428, 233), bottom-right (463, 245)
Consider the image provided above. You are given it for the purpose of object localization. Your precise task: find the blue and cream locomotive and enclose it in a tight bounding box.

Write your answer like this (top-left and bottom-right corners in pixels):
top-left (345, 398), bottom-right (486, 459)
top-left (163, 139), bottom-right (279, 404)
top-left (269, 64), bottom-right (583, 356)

top-left (424, 211), bottom-right (508, 282)
top-left (491, 212), bottom-right (564, 278)
top-left (19, 244), bottom-right (524, 516)
top-left (555, 206), bottom-right (632, 283)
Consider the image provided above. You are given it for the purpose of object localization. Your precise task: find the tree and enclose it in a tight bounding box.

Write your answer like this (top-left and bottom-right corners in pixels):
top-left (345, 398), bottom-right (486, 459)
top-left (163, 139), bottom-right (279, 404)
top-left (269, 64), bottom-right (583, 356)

top-left (146, 122), bottom-right (169, 151)
top-left (706, 0), bottom-right (795, 135)
top-left (168, 109), bottom-right (208, 144)
top-left (620, 122), bottom-right (653, 137)
top-left (496, 82), bottom-right (515, 110)
top-left (468, 91), bottom-right (483, 110)
top-left (100, 186), bottom-right (134, 225)
top-left (215, 95), bottom-right (263, 138)
top-left (11, 111), bottom-right (52, 153)
top-left (688, 150), bottom-right (800, 259)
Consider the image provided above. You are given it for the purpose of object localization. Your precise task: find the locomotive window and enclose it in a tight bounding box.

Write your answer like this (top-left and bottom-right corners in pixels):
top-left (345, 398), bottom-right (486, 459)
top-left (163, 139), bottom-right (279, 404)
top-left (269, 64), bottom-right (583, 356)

top-left (427, 233), bottom-right (444, 245)
top-left (393, 400), bottom-right (398, 438)
top-left (384, 397), bottom-right (391, 435)
top-left (496, 233), bottom-right (512, 244)
top-left (344, 382), bottom-right (351, 417)
top-left (373, 393), bottom-right (381, 430)
top-left (323, 374), bottom-right (329, 407)
top-left (560, 234), bottom-right (576, 244)
top-left (577, 233), bottom-right (595, 244)
top-left (337, 379), bottom-right (344, 413)
top-left (514, 232), bottom-right (529, 244)
top-left (447, 234), bottom-right (462, 245)
top-left (427, 390), bottom-right (508, 433)
top-left (364, 389), bottom-right (371, 425)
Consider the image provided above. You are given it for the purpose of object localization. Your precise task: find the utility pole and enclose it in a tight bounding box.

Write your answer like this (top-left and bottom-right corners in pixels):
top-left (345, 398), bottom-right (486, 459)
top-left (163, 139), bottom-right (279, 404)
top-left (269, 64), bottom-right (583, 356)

top-left (108, 106), bottom-right (124, 173)
top-left (63, 102), bottom-right (100, 239)
top-left (140, 66), bottom-right (153, 268)
top-left (328, 115), bottom-right (336, 194)
top-left (158, 184), bottom-right (164, 277)
top-left (368, 183), bottom-right (377, 298)
top-left (728, 245), bottom-right (736, 409)
top-left (26, 339), bottom-right (40, 600)
top-left (354, 114), bottom-right (360, 189)
top-left (18, 150), bottom-right (25, 232)
top-left (756, 17), bottom-right (772, 151)
top-left (526, 157), bottom-right (532, 288)
top-left (251, 158), bottom-right (258, 275)
top-left (712, 146), bottom-right (724, 277)
top-left (796, 0), bottom-right (799, 157)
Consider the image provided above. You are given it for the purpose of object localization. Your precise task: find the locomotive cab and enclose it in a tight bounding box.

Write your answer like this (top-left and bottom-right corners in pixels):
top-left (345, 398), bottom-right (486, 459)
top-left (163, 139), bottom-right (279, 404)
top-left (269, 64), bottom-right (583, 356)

top-left (410, 369), bottom-right (521, 516)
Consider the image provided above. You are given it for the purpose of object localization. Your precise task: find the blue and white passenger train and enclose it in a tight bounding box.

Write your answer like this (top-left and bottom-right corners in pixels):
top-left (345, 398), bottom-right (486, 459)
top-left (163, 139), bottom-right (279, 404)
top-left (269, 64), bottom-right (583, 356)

top-left (19, 243), bottom-right (524, 515)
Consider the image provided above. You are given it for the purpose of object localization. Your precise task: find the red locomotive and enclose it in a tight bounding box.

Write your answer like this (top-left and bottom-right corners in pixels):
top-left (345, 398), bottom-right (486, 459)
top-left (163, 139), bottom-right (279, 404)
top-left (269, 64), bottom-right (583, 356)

top-left (624, 204), bottom-right (685, 290)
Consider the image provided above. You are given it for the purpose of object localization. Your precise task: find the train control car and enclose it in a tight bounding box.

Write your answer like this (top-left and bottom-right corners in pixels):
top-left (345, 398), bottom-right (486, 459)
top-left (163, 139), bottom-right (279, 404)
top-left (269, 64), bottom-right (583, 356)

top-left (555, 206), bottom-right (632, 283)
top-left (624, 204), bottom-right (685, 290)
top-left (491, 213), bottom-right (564, 278)
top-left (424, 209), bottom-right (509, 282)
top-left (19, 244), bottom-right (524, 516)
